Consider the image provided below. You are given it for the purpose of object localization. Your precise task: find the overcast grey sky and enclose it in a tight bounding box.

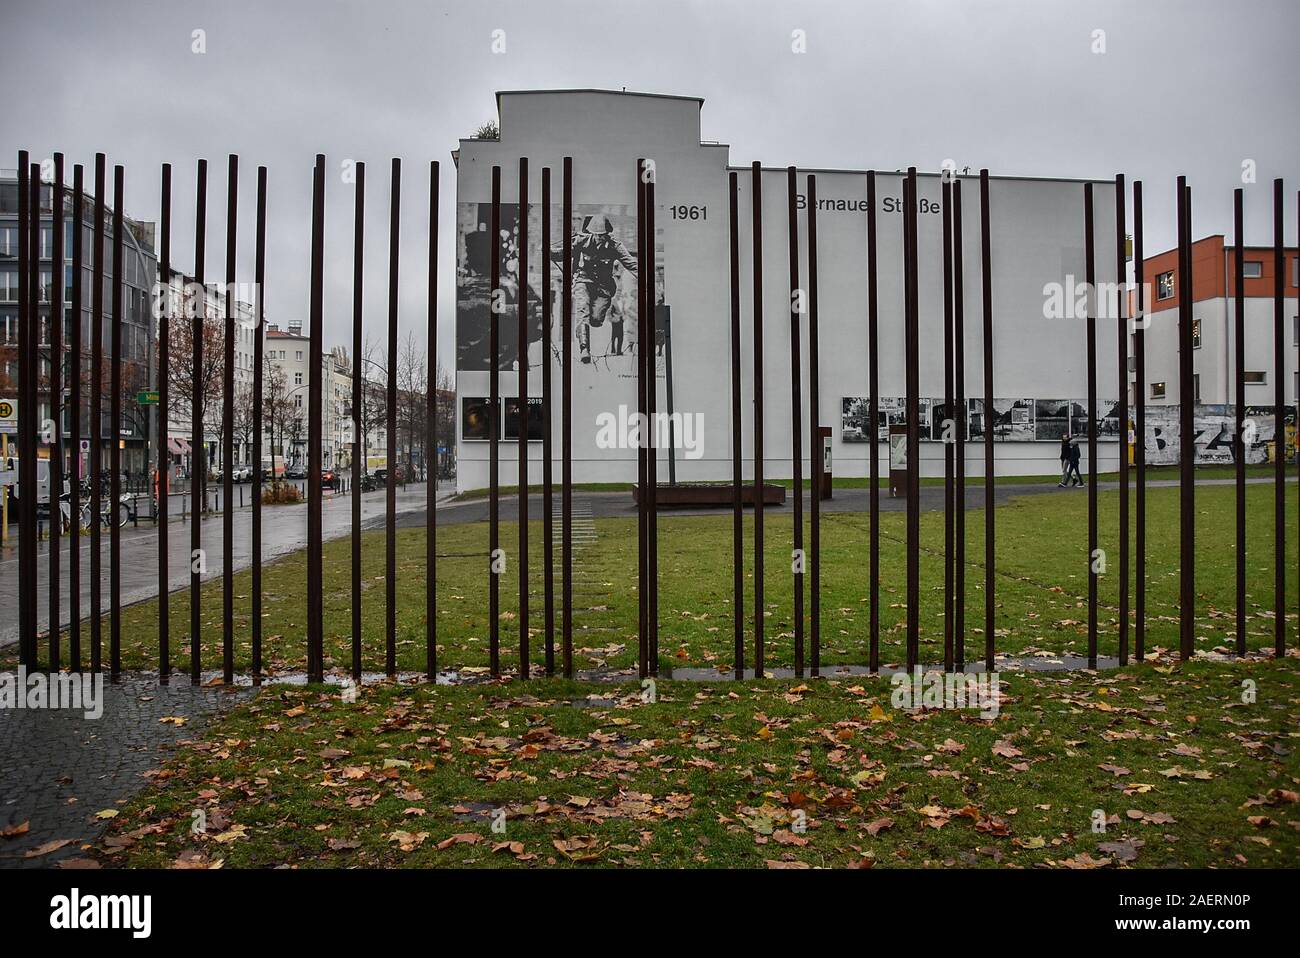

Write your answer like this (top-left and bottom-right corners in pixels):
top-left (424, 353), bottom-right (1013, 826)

top-left (3, 0), bottom-right (1298, 367)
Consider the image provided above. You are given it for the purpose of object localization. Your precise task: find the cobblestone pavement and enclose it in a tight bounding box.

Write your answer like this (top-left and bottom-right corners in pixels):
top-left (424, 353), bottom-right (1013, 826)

top-left (0, 672), bottom-right (253, 869)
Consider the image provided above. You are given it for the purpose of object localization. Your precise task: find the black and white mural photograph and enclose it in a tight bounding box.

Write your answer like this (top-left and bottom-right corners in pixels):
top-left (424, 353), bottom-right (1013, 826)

top-left (0, 0), bottom-right (1296, 931)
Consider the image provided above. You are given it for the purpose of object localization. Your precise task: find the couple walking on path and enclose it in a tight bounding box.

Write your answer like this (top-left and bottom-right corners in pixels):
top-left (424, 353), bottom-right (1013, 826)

top-left (1059, 434), bottom-right (1083, 487)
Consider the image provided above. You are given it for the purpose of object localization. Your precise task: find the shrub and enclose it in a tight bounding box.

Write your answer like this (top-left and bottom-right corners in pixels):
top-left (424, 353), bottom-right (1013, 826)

top-left (262, 482), bottom-right (303, 505)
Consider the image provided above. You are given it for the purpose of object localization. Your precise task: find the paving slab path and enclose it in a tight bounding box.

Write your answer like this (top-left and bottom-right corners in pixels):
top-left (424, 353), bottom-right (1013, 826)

top-left (0, 674), bottom-right (251, 869)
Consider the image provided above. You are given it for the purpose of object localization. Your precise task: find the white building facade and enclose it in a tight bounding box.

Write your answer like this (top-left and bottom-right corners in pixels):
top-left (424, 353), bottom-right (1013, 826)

top-left (453, 89), bottom-right (1123, 492)
top-left (264, 323), bottom-right (353, 469)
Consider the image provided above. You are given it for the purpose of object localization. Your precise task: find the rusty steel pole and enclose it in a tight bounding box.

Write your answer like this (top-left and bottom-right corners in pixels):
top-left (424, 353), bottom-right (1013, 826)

top-left (427, 160), bottom-right (439, 682)
top-left (751, 161), bottom-right (765, 678)
top-left (1115, 174), bottom-right (1129, 667)
top-left (16, 154), bottom-right (34, 668)
top-left (729, 171), bottom-right (744, 679)
top-left (252, 166), bottom-right (266, 683)
top-left (350, 161), bottom-right (365, 680)
top-left (561, 157), bottom-right (573, 678)
top-left (1234, 188), bottom-right (1246, 656)
top-left (307, 154), bottom-right (325, 683)
top-left (1133, 180), bottom-right (1146, 660)
top-left (1272, 178), bottom-right (1285, 658)
top-left (867, 171), bottom-right (880, 673)
top-left (980, 170), bottom-right (995, 673)
top-left (541, 165), bottom-right (554, 676)
top-left (189, 158), bottom-right (206, 684)
top-left (109, 164), bottom-right (124, 680)
top-left (904, 170), bottom-right (919, 672)
top-left (954, 178), bottom-right (967, 671)
top-left (807, 174), bottom-right (822, 676)
top-left (636, 158), bottom-right (648, 680)
top-left (517, 156), bottom-right (530, 679)
top-left (69, 163), bottom-right (84, 671)
top-left (942, 176), bottom-right (955, 673)
top-left (1176, 177), bottom-right (1195, 662)
top-left (385, 158), bottom-right (400, 677)
top-left (647, 173), bottom-right (659, 676)
top-left (489, 165), bottom-right (501, 678)
top-left (221, 154), bottom-right (237, 685)
top-left (49, 154), bottom-right (63, 671)
top-left (1084, 183), bottom-right (1098, 670)
top-left (157, 163), bottom-right (171, 682)
top-left (786, 166), bottom-right (804, 677)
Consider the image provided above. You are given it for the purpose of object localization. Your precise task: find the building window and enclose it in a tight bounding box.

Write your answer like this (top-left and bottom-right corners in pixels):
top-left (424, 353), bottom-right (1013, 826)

top-left (296, 350), bottom-right (303, 361)
top-left (1156, 270), bottom-right (1175, 300)
top-left (1193, 374), bottom-right (1200, 403)
top-left (1243, 260), bottom-right (1262, 279)
top-left (1192, 317), bottom-right (1201, 348)
top-left (1243, 371), bottom-right (1267, 384)
top-left (1151, 381), bottom-right (1166, 398)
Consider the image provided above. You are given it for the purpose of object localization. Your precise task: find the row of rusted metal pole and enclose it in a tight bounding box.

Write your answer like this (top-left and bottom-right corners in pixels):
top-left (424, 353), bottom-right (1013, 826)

top-left (11, 156), bottom-right (1295, 680)
top-left (14, 153), bottom-right (447, 684)
top-left (483, 158), bottom-right (577, 679)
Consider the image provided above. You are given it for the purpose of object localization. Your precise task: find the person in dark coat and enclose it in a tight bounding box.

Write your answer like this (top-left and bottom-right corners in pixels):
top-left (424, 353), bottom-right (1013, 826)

top-left (1065, 436), bottom-right (1083, 487)
top-left (1058, 435), bottom-right (1071, 487)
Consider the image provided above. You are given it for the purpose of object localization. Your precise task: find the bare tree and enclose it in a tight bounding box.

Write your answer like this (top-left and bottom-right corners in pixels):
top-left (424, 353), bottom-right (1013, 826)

top-left (434, 360), bottom-right (456, 479)
top-left (231, 381), bottom-right (257, 468)
top-left (165, 295), bottom-right (225, 482)
top-left (397, 330), bottom-right (427, 481)
top-left (358, 334), bottom-right (387, 473)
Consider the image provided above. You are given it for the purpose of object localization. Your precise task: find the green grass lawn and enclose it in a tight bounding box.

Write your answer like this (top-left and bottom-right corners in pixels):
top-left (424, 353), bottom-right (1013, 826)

top-left (13, 482), bottom-right (1297, 677)
top-left (94, 657), bottom-right (1300, 868)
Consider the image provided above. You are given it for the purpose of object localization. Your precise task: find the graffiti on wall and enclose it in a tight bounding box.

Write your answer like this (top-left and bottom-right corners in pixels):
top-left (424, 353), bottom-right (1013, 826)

top-left (1142, 405), bottom-right (1296, 465)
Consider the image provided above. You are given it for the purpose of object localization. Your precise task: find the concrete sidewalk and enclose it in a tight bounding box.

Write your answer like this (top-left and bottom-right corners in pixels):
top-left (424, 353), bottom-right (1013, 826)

top-left (0, 482), bottom-right (456, 649)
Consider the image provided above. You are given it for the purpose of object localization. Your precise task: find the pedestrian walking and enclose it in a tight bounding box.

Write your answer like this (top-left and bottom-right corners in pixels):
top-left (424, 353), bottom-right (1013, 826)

top-left (1065, 435), bottom-right (1083, 487)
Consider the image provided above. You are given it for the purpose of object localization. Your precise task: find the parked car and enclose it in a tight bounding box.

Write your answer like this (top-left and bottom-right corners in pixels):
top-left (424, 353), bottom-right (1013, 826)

top-left (321, 468), bottom-right (336, 489)
top-left (359, 472), bottom-right (379, 493)
top-left (285, 464), bottom-right (307, 480)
